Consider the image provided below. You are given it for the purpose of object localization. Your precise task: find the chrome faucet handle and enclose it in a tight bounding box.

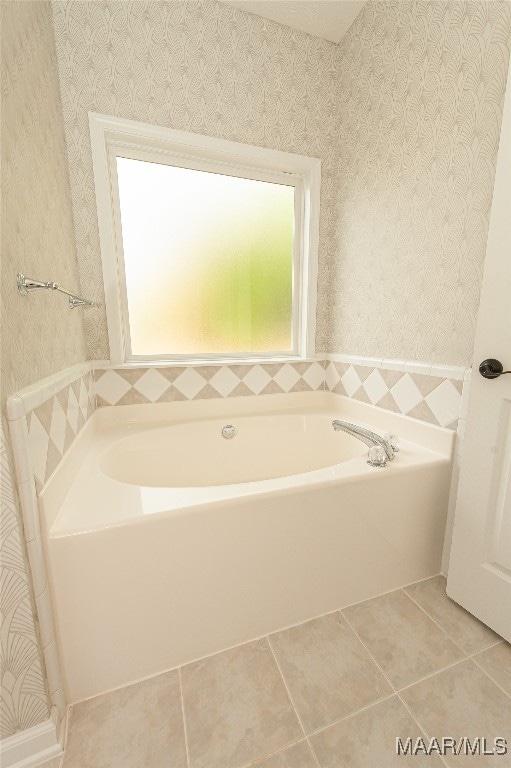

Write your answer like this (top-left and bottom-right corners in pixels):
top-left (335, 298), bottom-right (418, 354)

top-left (384, 433), bottom-right (400, 453)
top-left (367, 446), bottom-right (387, 467)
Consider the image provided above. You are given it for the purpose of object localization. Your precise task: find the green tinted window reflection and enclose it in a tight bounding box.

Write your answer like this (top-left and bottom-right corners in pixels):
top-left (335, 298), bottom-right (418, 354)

top-left (116, 157), bottom-right (294, 356)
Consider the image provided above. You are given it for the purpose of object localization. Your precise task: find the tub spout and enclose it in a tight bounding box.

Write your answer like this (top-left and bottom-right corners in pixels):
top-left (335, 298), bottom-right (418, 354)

top-left (331, 420), bottom-right (395, 465)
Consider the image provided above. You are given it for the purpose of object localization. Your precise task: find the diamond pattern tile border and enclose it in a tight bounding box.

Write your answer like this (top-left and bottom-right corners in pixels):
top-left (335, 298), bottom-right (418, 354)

top-left (324, 362), bottom-right (462, 428)
top-left (94, 361), bottom-right (462, 429)
top-left (94, 362), bottom-right (327, 407)
top-left (27, 370), bottom-right (95, 490)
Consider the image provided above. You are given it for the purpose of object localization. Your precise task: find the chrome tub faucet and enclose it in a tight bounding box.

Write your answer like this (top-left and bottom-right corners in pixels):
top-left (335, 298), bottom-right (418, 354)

top-left (332, 420), bottom-right (399, 467)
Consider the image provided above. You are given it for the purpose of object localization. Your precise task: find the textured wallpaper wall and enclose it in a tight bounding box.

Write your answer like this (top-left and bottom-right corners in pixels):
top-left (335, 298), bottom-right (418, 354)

top-left (52, 0), bottom-right (511, 367)
top-left (329, 0), bottom-right (511, 365)
top-left (1, 0), bottom-right (87, 738)
top-left (0, 421), bottom-right (49, 739)
top-left (51, 0), bottom-right (343, 359)
top-left (1, 2), bottom-right (87, 398)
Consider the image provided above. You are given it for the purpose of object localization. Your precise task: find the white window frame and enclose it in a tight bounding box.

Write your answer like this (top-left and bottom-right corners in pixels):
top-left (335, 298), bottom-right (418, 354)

top-left (89, 112), bottom-right (320, 365)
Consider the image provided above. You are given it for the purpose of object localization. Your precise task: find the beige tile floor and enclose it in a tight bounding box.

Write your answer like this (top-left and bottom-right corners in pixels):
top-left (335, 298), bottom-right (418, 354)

top-left (46, 575), bottom-right (510, 768)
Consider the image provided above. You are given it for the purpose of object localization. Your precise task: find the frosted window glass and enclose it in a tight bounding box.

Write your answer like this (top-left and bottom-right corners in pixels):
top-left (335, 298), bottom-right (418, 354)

top-left (116, 157), bottom-right (295, 356)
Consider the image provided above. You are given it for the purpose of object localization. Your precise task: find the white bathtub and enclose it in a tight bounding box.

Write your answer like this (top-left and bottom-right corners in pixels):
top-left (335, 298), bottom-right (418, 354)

top-left (40, 391), bottom-right (454, 703)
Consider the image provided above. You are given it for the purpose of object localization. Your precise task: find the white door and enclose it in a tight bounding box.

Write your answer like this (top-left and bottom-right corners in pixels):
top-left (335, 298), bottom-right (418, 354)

top-left (447, 60), bottom-right (511, 642)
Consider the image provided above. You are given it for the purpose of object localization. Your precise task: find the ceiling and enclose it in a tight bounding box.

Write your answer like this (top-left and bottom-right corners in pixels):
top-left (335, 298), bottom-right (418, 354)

top-left (220, 1), bottom-right (367, 44)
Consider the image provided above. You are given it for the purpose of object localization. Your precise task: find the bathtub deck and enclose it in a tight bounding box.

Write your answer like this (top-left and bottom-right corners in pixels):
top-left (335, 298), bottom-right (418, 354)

top-left (54, 575), bottom-right (509, 768)
top-left (41, 392), bottom-right (454, 536)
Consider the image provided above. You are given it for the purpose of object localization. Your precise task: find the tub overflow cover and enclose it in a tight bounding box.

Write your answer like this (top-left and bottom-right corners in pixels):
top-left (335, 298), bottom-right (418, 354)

top-left (221, 424), bottom-right (237, 439)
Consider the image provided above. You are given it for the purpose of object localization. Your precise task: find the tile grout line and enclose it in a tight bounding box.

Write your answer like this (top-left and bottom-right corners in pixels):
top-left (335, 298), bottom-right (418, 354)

top-left (266, 625), bottom-right (398, 768)
top-left (395, 692), bottom-right (450, 768)
top-left (396, 642), bottom-right (510, 765)
top-left (305, 736), bottom-right (323, 768)
top-left (335, 608), bottom-right (446, 763)
top-left (401, 587), bottom-right (506, 658)
top-left (396, 582), bottom-right (509, 696)
top-left (265, 634), bottom-right (325, 768)
top-left (178, 668), bottom-right (191, 768)
top-left (400, 587), bottom-right (508, 695)
top-left (265, 636), bottom-right (308, 740)
top-left (340, 609), bottom-right (398, 693)
top-left (471, 638), bottom-right (505, 653)
top-left (397, 657), bottom-right (472, 695)
top-left (342, 606), bottom-right (453, 768)
top-left (340, 606), bottom-right (457, 768)
top-left (305, 692), bottom-right (397, 740)
top-left (471, 655), bottom-right (511, 702)
top-left (264, 615), bottom-right (328, 768)
top-left (399, 588), bottom-right (470, 658)
top-left (238, 738), bottom-right (315, 768)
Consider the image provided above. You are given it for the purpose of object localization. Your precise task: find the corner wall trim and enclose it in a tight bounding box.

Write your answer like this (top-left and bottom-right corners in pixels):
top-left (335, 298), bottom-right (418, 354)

top-left (0, 719), bottom-right (61, 768)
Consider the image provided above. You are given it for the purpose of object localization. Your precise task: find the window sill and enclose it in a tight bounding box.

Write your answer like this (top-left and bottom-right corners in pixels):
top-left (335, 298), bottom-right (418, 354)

top-left (106, 356), bottom-right (319, 369)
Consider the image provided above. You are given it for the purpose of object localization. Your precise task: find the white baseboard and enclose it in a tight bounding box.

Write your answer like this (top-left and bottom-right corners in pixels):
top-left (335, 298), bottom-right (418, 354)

top-left (0, 719), bottom-right (62, 768)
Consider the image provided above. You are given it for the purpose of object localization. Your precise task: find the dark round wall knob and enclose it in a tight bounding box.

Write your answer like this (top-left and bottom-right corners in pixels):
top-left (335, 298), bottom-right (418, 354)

top-left (479, 359), bottom-right (509, 379)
